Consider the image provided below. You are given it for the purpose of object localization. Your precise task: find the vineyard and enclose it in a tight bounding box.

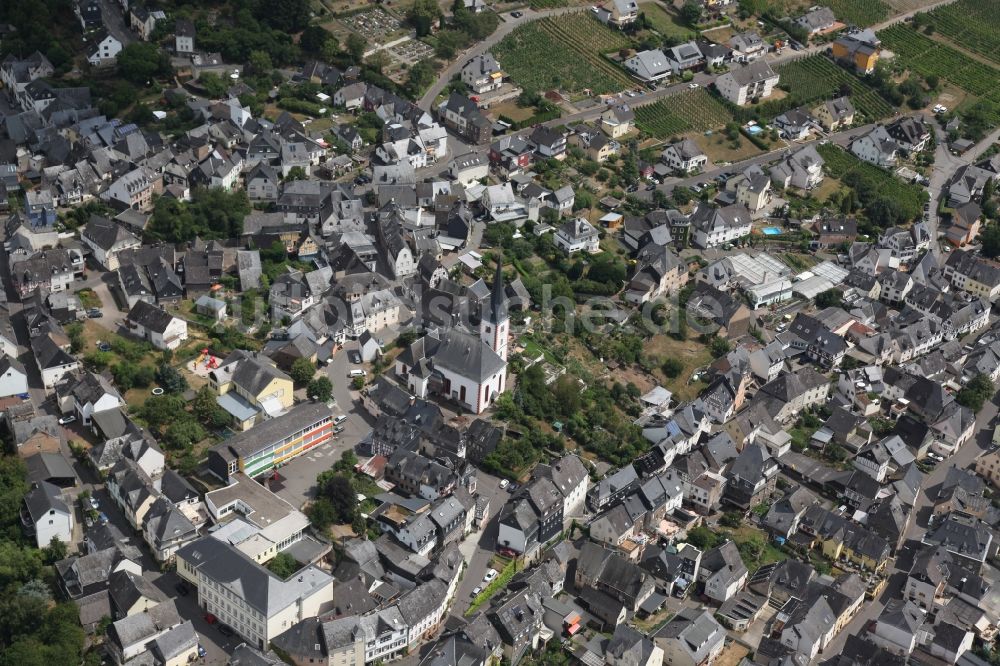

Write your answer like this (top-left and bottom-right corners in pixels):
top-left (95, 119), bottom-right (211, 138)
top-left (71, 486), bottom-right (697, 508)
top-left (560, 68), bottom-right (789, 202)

top-left (774, 56), bottom-right (895, 120)
top-left (823, 0), bottom-right (890, 26)
top-left (634, 89), bottom-right (734, 138)
top-left (725, 55), bottom-right (895, 124)
top-left (528, 0), bottom-right (570, 8)
top-left (816, 143), bottom-right (928, 221)
top-left (754, 0), bottom-right (889, 26)
top-left (493, 13), bottom-right (634, 95)
top-left (924, 0), bottom-right (1000, 66)
top-left (877, 25), bottom-right (1000, 98)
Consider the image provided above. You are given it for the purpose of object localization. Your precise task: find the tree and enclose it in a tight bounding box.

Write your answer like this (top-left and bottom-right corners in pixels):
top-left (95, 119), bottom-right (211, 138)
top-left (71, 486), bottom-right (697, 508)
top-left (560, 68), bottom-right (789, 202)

top-left (815, 288), bottom-right (843, 308)
top-left (254, 0), bottom-right (311, 32)
top-left (267, 552), bottom-right (299, 579)
top-left (709, 336), bottom-right (731, 358)
top-left (138, 394), bottom-right (188, 432)
top-left (957, 373), bottom-right (995, 412)
top-left (319, 474), bottom-right (358, 524)
top-left (284, 166), bottom-right (307, 181)
top-left (117, 42), bottom-right (169, 85)
top-left (662, 358), bottom-right (684, 378)
top-left (247, 50), bottom-right (273, 76)
top-left (982, 224), bottom-right (1000, 259)
top-left (307, 498), bottom-right (336, 529)
top-left (685, 525), bottom-right (721, 550)
top-left (290, 358), bottom-right (316, 386)
top-left (43, 536), bottom-right (67, 564)
top-left (156, 363), bottom-right (188, 394)
top-left (164, 420), bottom-right (206, 450)
top-left (307, 376), bottom-right (333, 402)
top-left (719, 512), bottom-right (743, 528)
top-left (192, 386), bottom-right (230, 428)
top-left (679, 1), bottom-right (702, 25)
top-left (352, 376), bottom-right (365, 390)
top-left (346, 33), bottom-right (367, 63)
top-left (407, 0), bottom-right (441, 37)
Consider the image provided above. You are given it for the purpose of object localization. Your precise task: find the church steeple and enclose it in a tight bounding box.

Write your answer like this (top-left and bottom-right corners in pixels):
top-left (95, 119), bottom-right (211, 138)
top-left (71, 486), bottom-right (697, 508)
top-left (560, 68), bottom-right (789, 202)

top-left (486, 254), bottom-right (509, 325)
top-left (480, 255), bottom-right (509, 360)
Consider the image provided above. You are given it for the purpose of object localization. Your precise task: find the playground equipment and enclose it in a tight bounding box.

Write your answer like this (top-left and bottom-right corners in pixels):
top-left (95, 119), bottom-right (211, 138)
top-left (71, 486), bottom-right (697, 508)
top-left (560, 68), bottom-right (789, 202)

top-left (206, 355), bottom-right (218, 369)
top-left (194, 348), bottom-right (209, 366)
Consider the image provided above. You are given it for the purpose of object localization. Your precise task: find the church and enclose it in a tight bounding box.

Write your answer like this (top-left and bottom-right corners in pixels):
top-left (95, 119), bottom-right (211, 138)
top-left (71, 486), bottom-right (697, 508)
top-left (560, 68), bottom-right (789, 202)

top-left (394, 260), bottom-right (509, 414)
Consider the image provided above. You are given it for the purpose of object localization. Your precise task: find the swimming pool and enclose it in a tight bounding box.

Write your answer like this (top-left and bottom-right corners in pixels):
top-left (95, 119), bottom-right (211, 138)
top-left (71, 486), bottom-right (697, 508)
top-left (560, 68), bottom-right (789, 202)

top-left (746, 125), bottom-right (764, 135)
top-left (762, 227), bottom-right (782, 235)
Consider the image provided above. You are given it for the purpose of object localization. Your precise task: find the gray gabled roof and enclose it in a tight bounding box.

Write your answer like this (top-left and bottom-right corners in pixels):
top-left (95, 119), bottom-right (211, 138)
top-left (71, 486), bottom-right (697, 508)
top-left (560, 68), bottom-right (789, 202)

top-left (24, 480), bottom-right (69, 521)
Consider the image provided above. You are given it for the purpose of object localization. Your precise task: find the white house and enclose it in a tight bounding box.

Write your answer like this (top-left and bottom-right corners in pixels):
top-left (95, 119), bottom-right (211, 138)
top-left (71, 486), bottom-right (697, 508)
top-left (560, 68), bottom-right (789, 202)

top-left (125, 301), bottom-right (188, 351)
top-left (715, 60), bottom-right (779, 106)
top-left (461, 53), bottom-right (504, 94)
top-left (689, 202), bottom-right (753, 248)
top-left (176, 537), bottom-right (333, 650)
top-left (554, 217), bottom-right (600, 254)
top-left (23, 481), bottom-right (74, 549)
top-left (624, 49), bottom-right (671, 82)
top-left (80, 215), bottom-right (142, 270)
top-left (70, 372), bottom-right (125, 426)
top-left (175, 19), bottom-right (195, 54)
top-left (661, 139), bottom-right (707, 174)
top-left (87, 31), bottom-right (123, 66)
top-left (0, 356), bottom-right (29, 398)
top-left (104, 167), bottom-right (156, 212)
top-left (850, 126), bottom-right (898, 168)
top-left (449, 152), bottom-right (489, 187)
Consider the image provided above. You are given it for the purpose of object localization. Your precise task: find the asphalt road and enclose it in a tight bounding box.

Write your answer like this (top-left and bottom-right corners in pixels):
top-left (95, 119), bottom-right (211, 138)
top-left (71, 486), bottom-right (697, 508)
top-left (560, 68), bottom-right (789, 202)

top-left (98, 0), bottom-right (135, 46)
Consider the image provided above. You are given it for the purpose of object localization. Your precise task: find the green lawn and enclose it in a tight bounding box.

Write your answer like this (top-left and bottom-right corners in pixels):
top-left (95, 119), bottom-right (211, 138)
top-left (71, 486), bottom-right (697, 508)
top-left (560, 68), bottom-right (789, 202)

top-left (640, 3), bottom-right (695, 40)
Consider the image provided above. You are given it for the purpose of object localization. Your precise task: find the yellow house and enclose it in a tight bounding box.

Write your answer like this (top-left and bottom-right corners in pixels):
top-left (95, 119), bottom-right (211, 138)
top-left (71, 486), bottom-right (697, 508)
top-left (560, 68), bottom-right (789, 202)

top-left (820, 528), bottom-right (890, 574)
top-left (812, 96), bottom-right (855, 131)
top-left (832, 33), bottom-right (880, 75)
top-left (210, 350), bottom-right (295, 431)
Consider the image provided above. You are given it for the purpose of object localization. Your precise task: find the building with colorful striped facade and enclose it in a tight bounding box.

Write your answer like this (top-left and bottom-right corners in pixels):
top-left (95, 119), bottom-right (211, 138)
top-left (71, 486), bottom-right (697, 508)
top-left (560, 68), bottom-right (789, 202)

top-left (207, 402), bottom-right (334, 483)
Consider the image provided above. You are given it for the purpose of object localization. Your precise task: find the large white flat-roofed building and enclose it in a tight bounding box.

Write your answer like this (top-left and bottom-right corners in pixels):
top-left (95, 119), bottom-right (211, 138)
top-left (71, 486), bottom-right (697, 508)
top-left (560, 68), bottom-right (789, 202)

top-left (207, 402), bottom-right (334, 482)
top-left (205, 473), bottom-right (312, 565)
top-left (176, 537), bottom-right (332, 650)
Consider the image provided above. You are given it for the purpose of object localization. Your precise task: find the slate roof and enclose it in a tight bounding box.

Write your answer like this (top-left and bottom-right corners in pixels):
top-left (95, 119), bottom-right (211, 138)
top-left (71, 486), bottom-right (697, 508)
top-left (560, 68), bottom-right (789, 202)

top-left (126, 300), bottom-right (175, 334)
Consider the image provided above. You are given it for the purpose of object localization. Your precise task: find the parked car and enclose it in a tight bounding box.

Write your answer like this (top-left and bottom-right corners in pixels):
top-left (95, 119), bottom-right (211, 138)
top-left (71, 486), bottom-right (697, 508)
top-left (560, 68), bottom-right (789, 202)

top-left (58, 415), bottom-right (77, 425)
top-left (87, 309), bottom-right (103, 319)
top-left (472, 586), bottom-right (482, 596)
top-left (510, 10), bottom-right (523, 17)
top-left (484, 568), bottom-right (499, 583)
top-left (348, 369), bottom-right (366, 378)
top-left (333, 415), bottom-right (348, 426)
top-left (175, 581), bottom-right (190, 596)
top-left (218, 624), bottom-right (235, 638)
top-left (203, 613), bottom-right (217, 625)
top-left (88, 496), bottom-right (99, 510)
top-left (499, 479), bottom-right (509, 489)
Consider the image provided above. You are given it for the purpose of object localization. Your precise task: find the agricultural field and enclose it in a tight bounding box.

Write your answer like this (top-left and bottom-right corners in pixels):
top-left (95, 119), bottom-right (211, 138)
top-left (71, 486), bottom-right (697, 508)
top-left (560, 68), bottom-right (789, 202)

top-left (634, 89), bottom-right (734, 138)
top-left (751, 0), bottom-right (889, 26)
top-left (493, 14), bottom-right (634, 95)
top-left (924, 0), bottom-right (1000, 66)
top-left (774, 56), bottom-right (895, 120)
top-left (878, 25), bottom-right (1000, 98)
top-left (528, 0), bottom-right (570, 8)
top-left (878, 24), bottom-right (1000, 126)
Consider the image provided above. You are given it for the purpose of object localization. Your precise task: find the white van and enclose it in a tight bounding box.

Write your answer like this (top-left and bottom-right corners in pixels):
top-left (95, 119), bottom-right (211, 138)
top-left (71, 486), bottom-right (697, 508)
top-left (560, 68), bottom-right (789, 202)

top-left (348, 369), bottom-right (366, 378)
top-left (334, 415), bottom-right (348, 426)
